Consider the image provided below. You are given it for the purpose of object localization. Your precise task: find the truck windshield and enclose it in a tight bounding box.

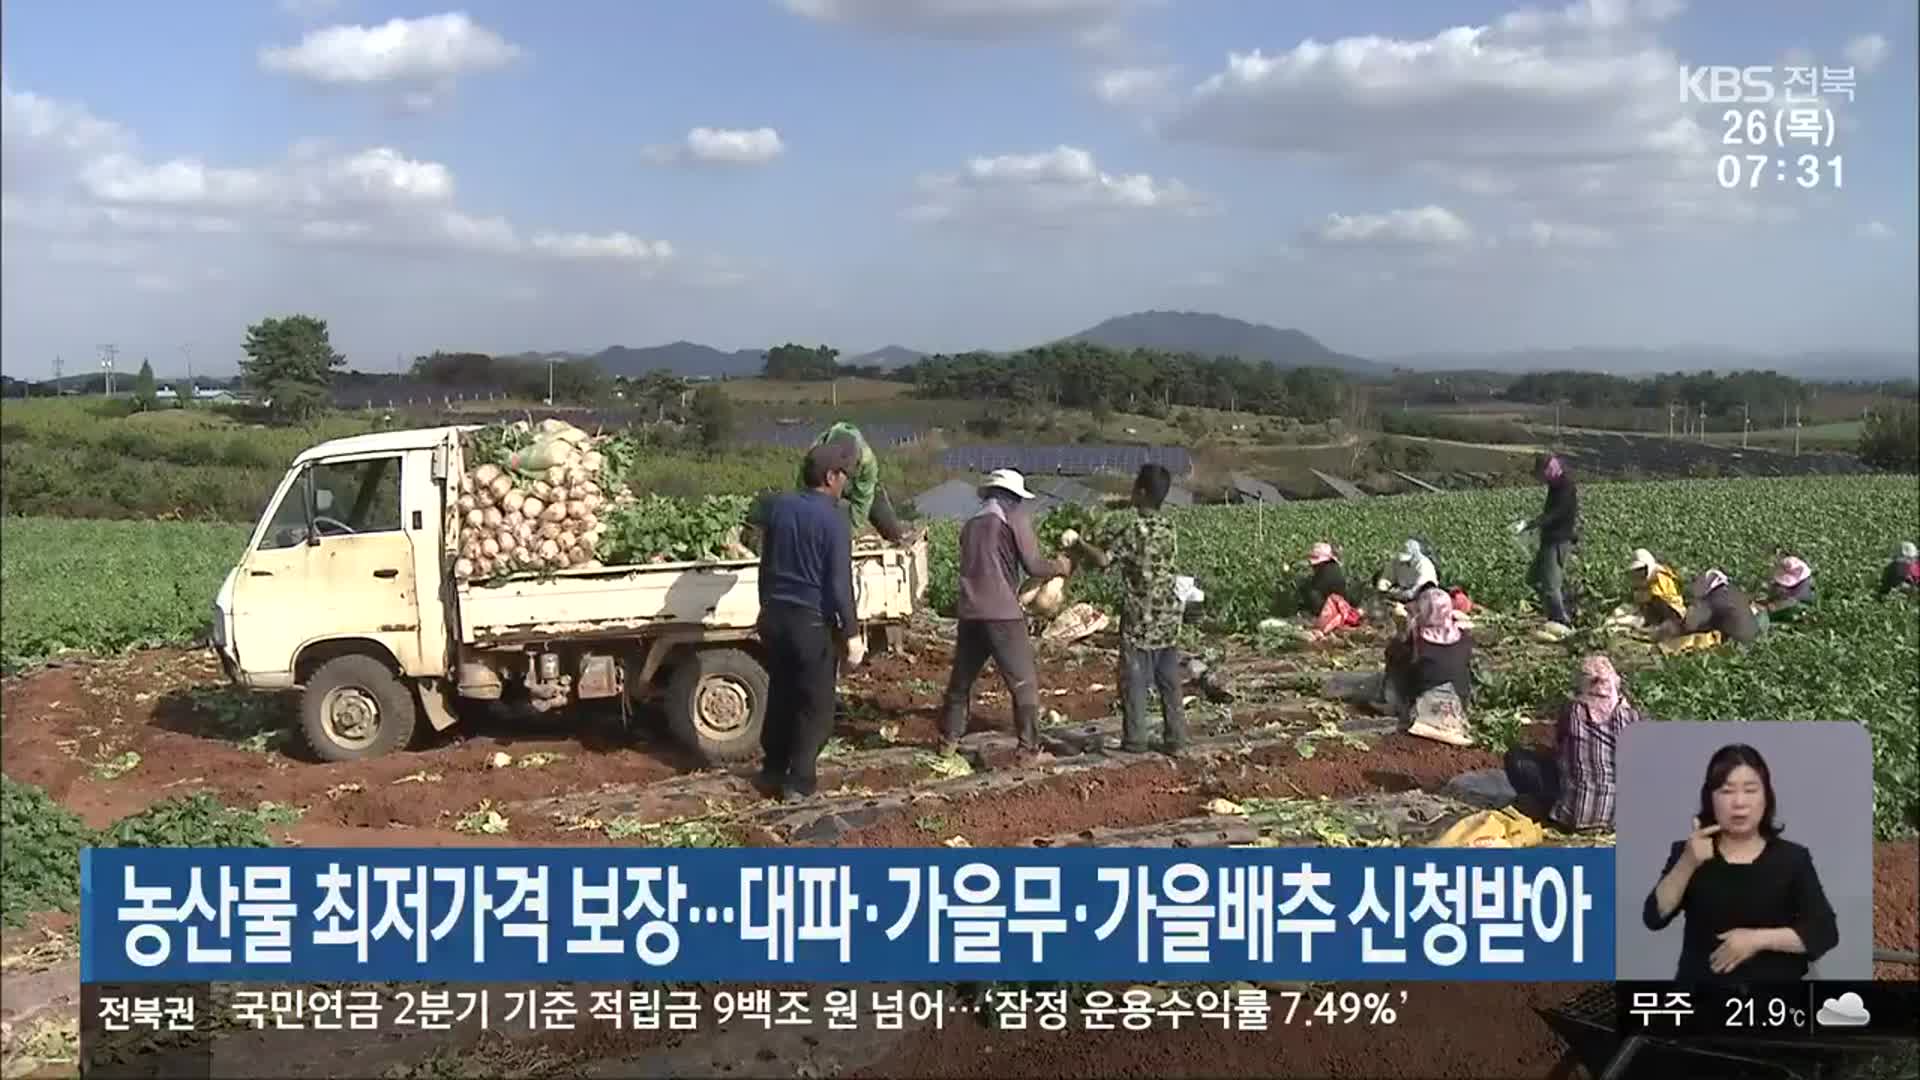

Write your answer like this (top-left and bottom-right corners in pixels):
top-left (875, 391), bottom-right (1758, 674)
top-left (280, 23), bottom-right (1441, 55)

top-left (258, 456), bottom-right (403, 549)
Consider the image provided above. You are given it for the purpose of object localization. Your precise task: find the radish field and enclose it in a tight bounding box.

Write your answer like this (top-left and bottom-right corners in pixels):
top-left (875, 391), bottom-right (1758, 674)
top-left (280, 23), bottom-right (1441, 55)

top-left (4, 474), bottom-right (1915, 835)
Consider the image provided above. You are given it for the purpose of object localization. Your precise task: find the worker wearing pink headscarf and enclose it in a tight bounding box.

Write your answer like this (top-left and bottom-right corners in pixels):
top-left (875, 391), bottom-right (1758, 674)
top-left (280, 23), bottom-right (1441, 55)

top-left (1381, 588), bottom-right (1474, 746)
top-left (1504, 654), bottom-right (1646, 831)
top-left (1294, 541), bottom-right (1350, 614)
top-left (1516, 452), bottom-right (1580, 629)
top-left (1760, 554), bottom-right (1816, 622)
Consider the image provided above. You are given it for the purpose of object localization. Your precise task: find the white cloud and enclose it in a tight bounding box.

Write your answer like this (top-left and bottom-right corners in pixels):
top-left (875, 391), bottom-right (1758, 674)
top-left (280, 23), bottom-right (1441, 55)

top-left (779, 0), bottom-right (1145, 40)
top-left (1844, 33), bottom-right (1890, 73)
top-left (2, 82), bottom-right (673, 269)
top-left (1093, 66), bottom-right (1176, 105)
top-left (643, 127), bottom-right (786, 166)
top-left (1306, 206), bottom-right (1477, 250)
top-left (1141, 0), bottom-right (1785, 236)
top-left (258, 13), bottom-right (522, 107)
top-left (1857, 220), bottom-right (1892, 240)
top-left (530, 232), bottom-right (675, 261)
top-left (907, 144), bottom-right (1212, 226)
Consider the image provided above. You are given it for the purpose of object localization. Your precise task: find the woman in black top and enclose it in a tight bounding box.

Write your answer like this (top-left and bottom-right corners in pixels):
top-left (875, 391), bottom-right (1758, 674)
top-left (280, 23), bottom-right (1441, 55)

top-left (1642, 744), bottom-right (1838, 982)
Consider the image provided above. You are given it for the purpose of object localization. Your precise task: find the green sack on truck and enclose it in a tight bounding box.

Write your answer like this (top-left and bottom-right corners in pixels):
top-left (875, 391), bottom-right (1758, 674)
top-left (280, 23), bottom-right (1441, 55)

top-left (506, 437), bottom-right (574, 477)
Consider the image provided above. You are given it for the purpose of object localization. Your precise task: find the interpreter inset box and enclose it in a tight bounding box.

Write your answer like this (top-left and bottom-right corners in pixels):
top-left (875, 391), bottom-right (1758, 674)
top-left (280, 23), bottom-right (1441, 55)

top-left (1614, 721), bottom-right (1872, 981)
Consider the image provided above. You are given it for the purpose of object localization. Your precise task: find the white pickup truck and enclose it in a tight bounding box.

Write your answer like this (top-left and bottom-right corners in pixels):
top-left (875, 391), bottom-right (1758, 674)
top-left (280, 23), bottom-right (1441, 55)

top-left (210, 426), bottom-right (930, 764)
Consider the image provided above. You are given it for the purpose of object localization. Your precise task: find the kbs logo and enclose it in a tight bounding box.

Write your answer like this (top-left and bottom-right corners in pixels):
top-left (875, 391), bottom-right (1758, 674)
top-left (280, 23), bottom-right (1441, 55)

top-left (1679, 66), bottom-right (1776, 104)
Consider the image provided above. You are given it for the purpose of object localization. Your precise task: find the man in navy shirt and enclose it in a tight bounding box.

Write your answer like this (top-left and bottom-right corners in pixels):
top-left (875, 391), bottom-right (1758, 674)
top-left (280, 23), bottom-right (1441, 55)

top-left (749, 438), bottom-right (864, 801)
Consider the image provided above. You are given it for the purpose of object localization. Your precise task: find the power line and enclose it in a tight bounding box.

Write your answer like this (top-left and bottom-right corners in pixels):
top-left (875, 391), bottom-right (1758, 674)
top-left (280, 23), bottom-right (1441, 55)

top-left (97, 344), bottom-right (118, 396)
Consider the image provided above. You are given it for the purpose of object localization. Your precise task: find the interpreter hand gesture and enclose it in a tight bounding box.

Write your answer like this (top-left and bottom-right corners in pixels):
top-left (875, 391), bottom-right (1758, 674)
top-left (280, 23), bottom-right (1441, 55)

top-left (1710, 928), bottom-right (1764, 974)
top-left (1683, 816), bottom-right (1721, 867)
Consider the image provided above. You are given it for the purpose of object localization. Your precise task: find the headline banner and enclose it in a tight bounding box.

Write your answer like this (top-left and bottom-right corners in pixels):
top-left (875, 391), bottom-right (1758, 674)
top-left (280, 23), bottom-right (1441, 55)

top-left (82, 847), bottom-right (1614, 983)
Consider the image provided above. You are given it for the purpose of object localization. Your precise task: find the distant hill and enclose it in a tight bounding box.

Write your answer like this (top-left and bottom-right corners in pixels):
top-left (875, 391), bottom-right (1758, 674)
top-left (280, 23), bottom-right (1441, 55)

top-left (585, 342), bottom-right (764, 379)
top-left (1061, 311), bottom-right (1387, 375)
top-left (846, 345), bottom-right (925, 368)
top-left (1388, 346), bottom-right (1920, 382)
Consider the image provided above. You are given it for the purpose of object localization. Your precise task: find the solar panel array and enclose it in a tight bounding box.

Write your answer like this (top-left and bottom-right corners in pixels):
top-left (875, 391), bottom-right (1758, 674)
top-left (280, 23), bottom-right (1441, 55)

top-left (740, 422), bottom-right (928, 450)
top-left (939, 445), bottom-right (1193, 477)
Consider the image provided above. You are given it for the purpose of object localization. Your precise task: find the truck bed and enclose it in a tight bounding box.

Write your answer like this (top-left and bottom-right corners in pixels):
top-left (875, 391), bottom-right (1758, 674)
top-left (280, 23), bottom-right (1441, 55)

top-left (453, 537), bottom-right (930, 647)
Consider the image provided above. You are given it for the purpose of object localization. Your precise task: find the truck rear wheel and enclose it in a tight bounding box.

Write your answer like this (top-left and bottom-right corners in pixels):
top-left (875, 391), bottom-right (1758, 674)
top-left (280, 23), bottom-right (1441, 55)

top-left (301, 654), bottom-right (419, 762)
top-left (664, 648), bottom-right (767, 765)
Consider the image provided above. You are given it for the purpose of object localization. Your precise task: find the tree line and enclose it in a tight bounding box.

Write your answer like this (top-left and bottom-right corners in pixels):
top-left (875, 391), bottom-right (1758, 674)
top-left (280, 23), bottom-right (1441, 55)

top-left (902, 342), bottom-right (1352, 422)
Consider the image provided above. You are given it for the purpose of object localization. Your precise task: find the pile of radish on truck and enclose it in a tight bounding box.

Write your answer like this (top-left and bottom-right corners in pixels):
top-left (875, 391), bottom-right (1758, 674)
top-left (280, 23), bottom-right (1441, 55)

top-left (209, 418), bottom-right (930, 764)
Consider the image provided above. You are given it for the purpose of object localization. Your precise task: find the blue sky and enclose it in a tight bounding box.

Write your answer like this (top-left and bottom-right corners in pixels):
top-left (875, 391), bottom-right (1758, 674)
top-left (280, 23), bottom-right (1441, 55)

top-left (2, 0), bottom-right (1914, 378)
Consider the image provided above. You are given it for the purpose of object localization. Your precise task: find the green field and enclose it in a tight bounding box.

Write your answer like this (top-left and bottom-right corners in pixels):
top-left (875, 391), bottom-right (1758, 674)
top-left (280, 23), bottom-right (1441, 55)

top-left (0, 518), bottom-right (247, 671)
top-left (5, 474), bottom-right (1914, 835)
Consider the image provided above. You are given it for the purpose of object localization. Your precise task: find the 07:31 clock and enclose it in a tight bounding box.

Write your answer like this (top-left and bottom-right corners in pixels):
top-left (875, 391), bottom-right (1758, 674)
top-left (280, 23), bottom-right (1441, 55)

top-left (1715, 153), bottom-right (1844, 189)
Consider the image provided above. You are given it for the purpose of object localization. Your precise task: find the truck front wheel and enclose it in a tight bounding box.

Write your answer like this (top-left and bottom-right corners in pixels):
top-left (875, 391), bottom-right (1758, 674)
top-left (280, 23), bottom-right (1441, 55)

top-left (664, 648), bottom-right (768, 765)
top-left (301, 654), bottom-right (419, 762)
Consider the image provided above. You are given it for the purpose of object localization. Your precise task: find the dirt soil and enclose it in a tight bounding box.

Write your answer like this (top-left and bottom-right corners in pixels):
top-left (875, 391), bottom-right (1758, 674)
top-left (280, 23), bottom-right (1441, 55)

top-left (3, 619), bottom-right (1915, 1078)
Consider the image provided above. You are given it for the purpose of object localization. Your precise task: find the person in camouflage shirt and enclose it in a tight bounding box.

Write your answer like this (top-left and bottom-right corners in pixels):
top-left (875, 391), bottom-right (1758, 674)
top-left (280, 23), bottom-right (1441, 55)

top-left (799, 422), bottom-right (911, 544)
top-left (1070, 464), bottom-right (1189, 756)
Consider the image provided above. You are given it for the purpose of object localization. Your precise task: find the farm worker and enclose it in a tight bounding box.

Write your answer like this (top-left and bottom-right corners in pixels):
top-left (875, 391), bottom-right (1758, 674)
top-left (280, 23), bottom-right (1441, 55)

top-left (939, 469), bottom-right (1071, 762)
top-left (1374, 539), bottom-right (1438, 621)
top-left (1380, 587), bottom-right (1474, 747)
top-left (1611, 548), bottom-right (1686, 635)
top-left (1515, 453), bottom-right (1580, 630)
top-left (1759, 555), bottom-right (1815, 623)
top-left (801, 422), bottom-right (910, 545)
top-left (1298, 541), bottom-right (1363, 634)
top-left (750, 440), bottom-right (864, 803)
top-left (1295, 541), bottom-right (1349, 612)
top-left (1069, 464), bottom-right (1189, 757)
top-left (1879, 542), bottom-right (1920, 597)
top-left (1660, 568), bottom-right (1761, 655)
top-left (1503, 655), bottom-right (1645, 832)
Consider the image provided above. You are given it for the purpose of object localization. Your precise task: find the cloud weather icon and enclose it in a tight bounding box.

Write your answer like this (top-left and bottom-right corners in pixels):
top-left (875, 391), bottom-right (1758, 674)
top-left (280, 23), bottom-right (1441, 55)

top-left (1816, 993), bottom-right (1870, 1027)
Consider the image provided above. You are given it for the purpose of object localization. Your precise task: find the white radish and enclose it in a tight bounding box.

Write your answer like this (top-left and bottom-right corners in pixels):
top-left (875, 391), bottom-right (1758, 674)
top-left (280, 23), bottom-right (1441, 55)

top-left (538, 539), bottom-right (560, 560)
top-left (501, 488), bottom-right (525, 513)
top-left (466, 509), bottom-right (486, 529)
top-left (489, 475), bottom-right (514, 500)
top-left (549, 486), bottom-right (570, 505)
top-left (532, 480), bottom-right (552, 500)
top-left (539, 521), bottom-right (563, 541)
top-left (496, 531), bottom-right (516, 554)
top-left (475, 557), bottom-right (494, 577)
top-left (538, 418), bottom-right (567, 435)
top-left (474, 487), bottom-right (495, 510)
top-left (581, 451), bottom-right (604, 472)
top-left (547, 465), bottom-right (568, 485)
top-left (520, 496), bottom-right (545, 520)
top-left (483, 507), bottom-right (504, 529)
top-left (457, 494), bottom-right (476, 514)
top-left (541, 502), bottom-right (567, 524)
top-left (568, 545), bottom-right (591, 565)
top-left (454, 557), bottom-right (474, 578)
top-left (557, 530), bottom-right (577, 552)
top-left (566, 499), bottom-right (587, 522)
top-left (513, 547), bottom-right (534, 567)
top-left (515, 520), bottom-right (537, 545)
top-left (481, 537), bottom-right (500, 558)
top-left (474, 463), bottom-right (502, 486)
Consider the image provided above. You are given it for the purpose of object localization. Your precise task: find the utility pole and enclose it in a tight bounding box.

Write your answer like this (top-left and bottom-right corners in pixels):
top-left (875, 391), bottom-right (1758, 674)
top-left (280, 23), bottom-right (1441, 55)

top-left (546, 356), bottom-right (557, 405)
top-left (1667, 402), bottom-right (1676, 439)
top-left (97, 344), bottom-right (118, 396)
top-left (1698, 401), bottom-right (1707, 442)
top-left (1793, 403), bottom-right (1802, 457)
top-left (1742, 401), bottom-right (1750, 449)
top-left (53, 355), bottom-right (64, 390)
top-left (180, 343), bottom-right (193, 385)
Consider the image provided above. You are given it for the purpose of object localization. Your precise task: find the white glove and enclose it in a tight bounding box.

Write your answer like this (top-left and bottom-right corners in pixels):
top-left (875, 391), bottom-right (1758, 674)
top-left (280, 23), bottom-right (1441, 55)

top-left (1059, 528), bottom-right (1081, 549)
top-left (1375, 578), bottom-right (1392, 592)
top-left (1511, 520), bottom-right (1529, 535)
top-left (842, 634), bottom-right (868, 668)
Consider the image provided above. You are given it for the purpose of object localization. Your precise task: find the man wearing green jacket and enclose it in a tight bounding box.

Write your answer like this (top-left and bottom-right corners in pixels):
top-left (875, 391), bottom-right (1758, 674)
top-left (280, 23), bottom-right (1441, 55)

top-left (801, 422), bottom-right (911, 544)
